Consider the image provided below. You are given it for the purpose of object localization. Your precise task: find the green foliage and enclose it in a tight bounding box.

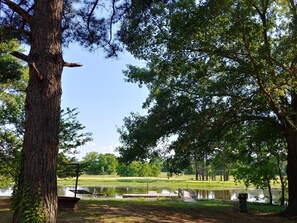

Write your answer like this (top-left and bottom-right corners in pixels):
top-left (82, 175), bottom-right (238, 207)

top-left (231, 123), bottom-right (287, 187)
top-left (12, 183), bottom-right (46, 223)
top-left (0, 39), bottom-right (23, 82)
top-left (81, 152), bottom-right (118, 175)
top-left (104, 153), bottom-right (119, 174)
top-left (0, 39), bottom-right (26, 185)
top-left (59, 108), bottom-right (93, 153)
top-left (116, 0), bottom-right (296, 191)
top-left (117, 161), bottom-right (160, 177)
top-left (57, 108), bottom-right (93, 178)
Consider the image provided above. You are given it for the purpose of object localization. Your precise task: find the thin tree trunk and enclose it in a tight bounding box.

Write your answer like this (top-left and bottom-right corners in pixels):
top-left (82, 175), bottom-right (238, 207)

top-left (12, 1), bottom-right (63, 222)
top-left (195, 159), bottom-right (199, 181)
top-left (212, 173), bottom-right (216, 181)
top-left (266, 177), bottom-right (273, 205)
top-left (201, 165), bottom-right (204, 181)
top-left (277, 157), bottom-right (286, 206)
top-left (224, 165), bottom-right (229, 181)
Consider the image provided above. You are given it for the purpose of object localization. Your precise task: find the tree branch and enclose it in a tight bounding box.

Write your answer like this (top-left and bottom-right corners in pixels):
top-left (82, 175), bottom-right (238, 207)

top-left (63, 61), bottom-right (83, 67)
top-left (4, 25), bottom-right (31, 38)
top-left (87, 0), bottom-right (100, 43)
top-left (10, 51), bottom-right (29, 62)
top-left (3, 0), bottom-right (32, 24)
top-left (108, 0), bottom-right (116, 45)
top-left (10, 51), bottom-right (43, 80)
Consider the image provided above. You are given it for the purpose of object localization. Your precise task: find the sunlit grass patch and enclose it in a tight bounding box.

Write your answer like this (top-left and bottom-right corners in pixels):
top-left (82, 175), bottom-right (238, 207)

top-left (57, 174), bottom-right (246, 189)
top-left (196, 199), bottom-right (236, 208)
top-left (248, 202), bottom-right (286, 213)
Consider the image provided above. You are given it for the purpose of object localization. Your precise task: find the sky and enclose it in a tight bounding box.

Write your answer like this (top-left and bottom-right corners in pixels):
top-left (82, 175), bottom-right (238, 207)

top-left (61, 44), bottom-right (149, 160)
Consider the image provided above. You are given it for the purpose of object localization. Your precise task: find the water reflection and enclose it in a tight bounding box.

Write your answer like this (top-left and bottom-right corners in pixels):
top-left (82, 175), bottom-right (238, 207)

top-left (1, 186), bottom-right (282, 203)
top-left (0, 187), bottom-right (13, 196)
top-left (58, 186), bottom-right (174, 198)
top-left (194, 188), bottom-right (282, 203)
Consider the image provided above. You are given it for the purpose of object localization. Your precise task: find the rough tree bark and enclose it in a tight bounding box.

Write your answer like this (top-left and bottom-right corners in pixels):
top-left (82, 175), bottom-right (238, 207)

top-left (12, 1), bottom-right (64, 222)
top-left (284, 128), bottom-right (297, 216)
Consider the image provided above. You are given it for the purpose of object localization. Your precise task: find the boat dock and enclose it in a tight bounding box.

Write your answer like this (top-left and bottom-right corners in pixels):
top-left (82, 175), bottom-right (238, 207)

top-left (178, 189), bottom-right (196, 203)
top-left (122, 189), bottom-right (196, 202)
top-left (123, 191), bottom-right (178, 198)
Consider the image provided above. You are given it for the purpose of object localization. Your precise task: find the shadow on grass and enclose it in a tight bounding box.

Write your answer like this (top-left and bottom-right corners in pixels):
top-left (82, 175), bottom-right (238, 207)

top-left (0, 198), bottom-right (13, 223)
top-left (1, 198), bottom-right (295, 223)
top-left (57, 199), bottom-right (292, 223)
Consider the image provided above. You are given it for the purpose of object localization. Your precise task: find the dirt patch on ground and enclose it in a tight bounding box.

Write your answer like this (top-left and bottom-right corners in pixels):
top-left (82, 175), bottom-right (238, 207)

top-left (1, 198), bottom-right (297, 223)
top-left (82, 203), bottom-right (293, 223)
top-left (58, 199), bottom-right (297, 223)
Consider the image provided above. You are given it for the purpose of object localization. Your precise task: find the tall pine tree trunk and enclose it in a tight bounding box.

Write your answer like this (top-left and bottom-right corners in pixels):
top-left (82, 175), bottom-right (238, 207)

top-left (12, 1), bottom-right (63, 222)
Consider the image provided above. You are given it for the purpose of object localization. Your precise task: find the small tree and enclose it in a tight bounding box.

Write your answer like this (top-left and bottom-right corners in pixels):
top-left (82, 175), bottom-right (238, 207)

top-left (57, 108), bottom-right (93, 178)
top-left (104, 153), bottom-right (118, 175)
top-left (81, 152), bottom-right (118, 175)
top-left (233, 155), bottom-right (279, 205)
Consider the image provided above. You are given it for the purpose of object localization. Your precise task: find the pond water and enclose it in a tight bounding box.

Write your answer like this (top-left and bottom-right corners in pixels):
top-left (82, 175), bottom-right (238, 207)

top-left (0, 186), bottom-right (282, 203)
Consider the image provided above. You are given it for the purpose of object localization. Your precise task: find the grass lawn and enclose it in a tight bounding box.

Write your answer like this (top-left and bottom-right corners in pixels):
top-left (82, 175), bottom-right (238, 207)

top-left (2, 173), bottom-right (280, 190)
top-left (57, 174), bottom-right (250, 190)
top-left (1, 197), bottom-right (295, 223)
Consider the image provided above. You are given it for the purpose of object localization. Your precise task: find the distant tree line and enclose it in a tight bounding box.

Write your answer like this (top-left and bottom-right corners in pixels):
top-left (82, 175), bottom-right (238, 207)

top-left (80, 152), bottom-right (161, 177)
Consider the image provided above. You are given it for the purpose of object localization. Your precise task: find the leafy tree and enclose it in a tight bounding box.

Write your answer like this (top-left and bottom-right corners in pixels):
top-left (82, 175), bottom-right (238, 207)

top-left (117, 0), bottom-right (297, 215)
top-left (231, 122), bottom-right (288, 205)
top-left (0, 39), bottom-right (27, 185)
top-left (117, 161), bottom-right (160, 177)
top-left (138, 162), bottom-right (151, 177)
top-left (150, 163), bottom-right (160, 177)
top-left (233, 157), bottom-right (278, 205)
top-left (116, 163), bottom-right (126, 176)
top-left (81, 152), bottom-right (118, 175)
top-left (57, 108), bottom-right (93, 178)
top-left (104, 153), bottom-right (118, 174)
top-left (59, 108), bottom-right (93, 155)
top-left (81, 152), bottom-right (101, 175)
top-left (0, 38), bottom-right (23, 82)
top-left (232, 140), bottom-right (280, 205)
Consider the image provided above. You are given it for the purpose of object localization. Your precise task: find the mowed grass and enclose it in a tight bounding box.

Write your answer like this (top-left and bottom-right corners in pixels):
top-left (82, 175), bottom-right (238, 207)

top-left (57, 173), bottom-right (249, 190)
